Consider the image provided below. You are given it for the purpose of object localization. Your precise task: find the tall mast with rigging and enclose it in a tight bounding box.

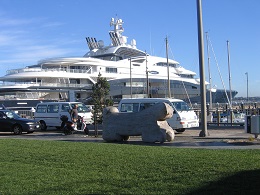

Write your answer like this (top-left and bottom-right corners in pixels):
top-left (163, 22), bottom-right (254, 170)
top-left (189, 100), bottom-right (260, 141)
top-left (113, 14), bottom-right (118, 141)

top-left (206, 32), bottom-right (212, 109)
top-left (227, 40), bottom-right (232, 108)
top-left (166, 36), bottom-right (171, 98)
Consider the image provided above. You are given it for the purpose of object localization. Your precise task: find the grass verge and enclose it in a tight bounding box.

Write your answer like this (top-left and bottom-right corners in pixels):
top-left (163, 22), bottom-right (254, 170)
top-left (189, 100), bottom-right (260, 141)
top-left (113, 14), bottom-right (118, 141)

top-left (0, 139), bottom-right (259, 195)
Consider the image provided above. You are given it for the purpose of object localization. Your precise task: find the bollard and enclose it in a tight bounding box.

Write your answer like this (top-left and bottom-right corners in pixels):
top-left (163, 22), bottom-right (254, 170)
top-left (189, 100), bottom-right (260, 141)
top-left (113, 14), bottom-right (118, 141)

top-left (217, 109), bottom-right (220, 126)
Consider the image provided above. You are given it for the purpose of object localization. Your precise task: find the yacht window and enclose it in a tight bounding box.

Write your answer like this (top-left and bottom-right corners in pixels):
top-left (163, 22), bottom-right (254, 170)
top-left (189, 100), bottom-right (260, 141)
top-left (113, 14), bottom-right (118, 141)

top-left (71, 79), bottom-right (80, 84)
top-left (156, 62), bottom-right (176, 67)
top-left (70, 66), bottom-right (81, 70)
top-left (131, 59), bottom-right (145, 63)
top-left (179, 74), bottom-right (194, 78)
top-left (110, 56), bottom-right (122, 61)
top-left (106, 67), bottom-right (117, 73)
top-left (93, 55), bottom-right (122, 61)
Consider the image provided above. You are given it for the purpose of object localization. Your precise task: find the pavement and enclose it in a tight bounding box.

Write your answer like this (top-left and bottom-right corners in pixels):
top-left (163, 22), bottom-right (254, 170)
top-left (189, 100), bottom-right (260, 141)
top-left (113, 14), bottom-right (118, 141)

top-left (1, 125), bottom-right (260, 149)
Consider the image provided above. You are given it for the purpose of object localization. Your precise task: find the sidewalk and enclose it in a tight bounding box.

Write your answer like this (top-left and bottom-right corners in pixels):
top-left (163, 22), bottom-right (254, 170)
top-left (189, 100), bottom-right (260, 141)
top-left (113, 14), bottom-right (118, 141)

top-left (1, 125), bottom-right (259, 149)
top-left (84, 125), bottom-right (260, 149)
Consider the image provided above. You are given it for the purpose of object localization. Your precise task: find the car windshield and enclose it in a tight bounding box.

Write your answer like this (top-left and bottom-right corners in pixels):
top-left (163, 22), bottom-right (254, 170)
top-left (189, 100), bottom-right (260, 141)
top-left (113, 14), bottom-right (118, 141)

top-left (3, 111), bottom-right (21, 119)
top-left (71, 103), bottom-right (91, 113)
top-left (171, 101), bottom-right (191, 111)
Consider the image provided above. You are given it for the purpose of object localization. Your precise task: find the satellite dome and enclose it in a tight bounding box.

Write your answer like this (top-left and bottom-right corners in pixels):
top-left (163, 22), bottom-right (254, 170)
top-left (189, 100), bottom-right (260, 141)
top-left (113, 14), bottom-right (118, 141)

top-left (98, 40), bottom-right (104, 48)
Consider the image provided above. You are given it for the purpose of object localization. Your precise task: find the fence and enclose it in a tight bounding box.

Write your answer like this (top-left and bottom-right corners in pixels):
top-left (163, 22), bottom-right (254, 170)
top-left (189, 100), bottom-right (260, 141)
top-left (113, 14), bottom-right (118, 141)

top-left (194, 107), bottom-right (260, 126)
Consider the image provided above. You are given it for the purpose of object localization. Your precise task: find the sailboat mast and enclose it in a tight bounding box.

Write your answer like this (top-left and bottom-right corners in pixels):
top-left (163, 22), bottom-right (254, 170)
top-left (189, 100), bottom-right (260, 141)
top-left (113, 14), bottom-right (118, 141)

top-left (145, 52), bottom-right (149, 97)
top-left (166, 36), bottom-right (171, 98)
top-left (227, 40), bottom-right (232, 108)
top-left (206, 32), bottom-right (212, 109)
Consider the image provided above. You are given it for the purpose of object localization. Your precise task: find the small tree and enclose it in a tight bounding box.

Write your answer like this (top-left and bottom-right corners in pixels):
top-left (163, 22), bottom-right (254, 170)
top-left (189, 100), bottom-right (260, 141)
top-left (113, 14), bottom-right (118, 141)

top-left (90, 73), bottom-right (113, 136)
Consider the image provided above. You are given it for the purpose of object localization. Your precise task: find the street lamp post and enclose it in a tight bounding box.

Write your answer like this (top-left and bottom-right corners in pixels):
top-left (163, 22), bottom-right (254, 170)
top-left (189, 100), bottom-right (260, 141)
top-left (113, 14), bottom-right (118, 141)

top-left (197, 0), bottom-right (208, 137)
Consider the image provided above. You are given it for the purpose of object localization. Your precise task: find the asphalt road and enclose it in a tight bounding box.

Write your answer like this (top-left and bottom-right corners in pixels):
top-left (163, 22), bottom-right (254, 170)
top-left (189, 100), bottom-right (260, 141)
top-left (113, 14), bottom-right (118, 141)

top-left (1, 125), bottom-right (260, 149)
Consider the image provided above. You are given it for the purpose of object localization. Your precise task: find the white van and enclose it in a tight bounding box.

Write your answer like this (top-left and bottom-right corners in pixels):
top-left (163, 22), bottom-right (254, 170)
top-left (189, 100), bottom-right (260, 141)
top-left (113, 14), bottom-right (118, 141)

top-left (34, 102), bottom-right (93, 130)
top-left (118, 98), bottom-right (199, 132)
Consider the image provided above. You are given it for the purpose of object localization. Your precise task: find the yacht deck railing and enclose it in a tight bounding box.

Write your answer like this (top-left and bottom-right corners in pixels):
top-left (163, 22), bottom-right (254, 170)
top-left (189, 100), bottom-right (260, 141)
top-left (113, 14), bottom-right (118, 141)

top-left (0, 82), bottom-right (93, 88)
top-left (6, 67), bottom-right (93, 75)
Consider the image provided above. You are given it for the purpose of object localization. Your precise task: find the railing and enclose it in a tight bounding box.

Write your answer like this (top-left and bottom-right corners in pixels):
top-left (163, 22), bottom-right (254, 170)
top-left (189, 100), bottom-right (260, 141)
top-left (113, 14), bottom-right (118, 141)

top-left (6, 67), bottom-right (93, 75)
top-left (193, 107), bottom-right (260, 127)
top-left (0, 82), bottom-right (93, 88)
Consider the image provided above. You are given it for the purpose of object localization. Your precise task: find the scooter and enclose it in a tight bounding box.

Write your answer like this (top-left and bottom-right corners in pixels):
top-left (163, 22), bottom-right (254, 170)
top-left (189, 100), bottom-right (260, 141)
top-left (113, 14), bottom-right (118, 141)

top-left (60, 115), bottom-right (89, 135)
top-left (76, 115), bottom-right (89, 135)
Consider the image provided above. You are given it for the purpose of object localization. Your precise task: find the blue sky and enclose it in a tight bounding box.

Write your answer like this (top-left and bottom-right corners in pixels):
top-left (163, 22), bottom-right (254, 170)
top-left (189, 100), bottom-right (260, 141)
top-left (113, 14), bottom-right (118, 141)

top-left (0, 0), bottom-right (259, 97)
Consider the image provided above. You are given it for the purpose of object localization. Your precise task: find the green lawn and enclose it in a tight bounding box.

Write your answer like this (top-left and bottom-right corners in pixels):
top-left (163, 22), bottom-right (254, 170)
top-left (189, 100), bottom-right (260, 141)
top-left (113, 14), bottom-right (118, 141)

top-left (0, 139), bottom-right (259, 195)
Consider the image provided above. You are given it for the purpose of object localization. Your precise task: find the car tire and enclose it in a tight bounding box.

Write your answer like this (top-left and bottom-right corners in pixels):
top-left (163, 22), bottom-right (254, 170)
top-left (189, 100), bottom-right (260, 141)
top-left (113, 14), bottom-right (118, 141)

top-left (13, 125), bottom-right (22, 135)
top-left (122, 135), bottom-right (130, 141)
top-left (176, 128), bottom-right (186, 133)
top-left (40, 121), bottom-right (47, 131)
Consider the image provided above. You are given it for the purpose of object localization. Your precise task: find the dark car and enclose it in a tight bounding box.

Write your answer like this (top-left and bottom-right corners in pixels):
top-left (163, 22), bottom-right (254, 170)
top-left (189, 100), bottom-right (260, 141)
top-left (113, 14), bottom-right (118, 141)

top-left (0, 110), bottom-right (40, 134)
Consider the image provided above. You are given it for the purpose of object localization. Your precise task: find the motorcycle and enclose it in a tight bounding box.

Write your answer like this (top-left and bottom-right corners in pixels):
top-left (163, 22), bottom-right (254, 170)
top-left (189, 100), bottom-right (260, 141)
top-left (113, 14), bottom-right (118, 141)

top-left (60, 115), bottom-right (89, 135)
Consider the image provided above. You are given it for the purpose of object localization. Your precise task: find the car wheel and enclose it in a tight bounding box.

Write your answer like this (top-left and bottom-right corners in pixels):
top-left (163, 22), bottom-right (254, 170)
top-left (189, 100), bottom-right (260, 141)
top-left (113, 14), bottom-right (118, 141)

top-left (13, 125), bottom-right (22, 135)
top-left (122, 135), bottom-right (130, 141)
top-left (176, 128), bottom-right (185, 133)
top-left (40, 121), bottom-right (47, 131)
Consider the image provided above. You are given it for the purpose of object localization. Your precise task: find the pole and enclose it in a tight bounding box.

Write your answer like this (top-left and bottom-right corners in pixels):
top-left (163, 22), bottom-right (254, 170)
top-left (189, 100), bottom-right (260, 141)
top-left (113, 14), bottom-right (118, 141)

top-left (129, 58), bottom-right (132, 98)
top-left (146, 52), bottom-right (149, 97)
top-left (166, 36), bottom-right (171, 98)
top-left (197, 0), bottom-right (208, 137)
top-left (227, 40), bottom-right (232, 108)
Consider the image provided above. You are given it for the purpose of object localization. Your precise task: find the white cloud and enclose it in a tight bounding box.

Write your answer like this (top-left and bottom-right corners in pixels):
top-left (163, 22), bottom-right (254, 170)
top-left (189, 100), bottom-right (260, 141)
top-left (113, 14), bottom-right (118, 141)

top-left (0, 12), bottom-right (87, 77)
top-left (41, 22), bottom-right (64, 28)
top-left (0, 17), bottom-right (33, 26)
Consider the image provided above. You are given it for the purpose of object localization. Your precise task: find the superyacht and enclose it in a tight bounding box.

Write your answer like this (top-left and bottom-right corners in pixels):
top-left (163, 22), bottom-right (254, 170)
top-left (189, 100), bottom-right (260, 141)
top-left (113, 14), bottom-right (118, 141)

top-left (0, 18), bottom-right (237, 108)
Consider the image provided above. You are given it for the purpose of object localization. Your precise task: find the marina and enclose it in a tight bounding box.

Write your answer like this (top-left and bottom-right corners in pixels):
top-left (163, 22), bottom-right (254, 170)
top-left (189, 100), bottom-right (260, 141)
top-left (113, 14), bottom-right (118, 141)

top-left (0, 17), bottom-right (237, 110)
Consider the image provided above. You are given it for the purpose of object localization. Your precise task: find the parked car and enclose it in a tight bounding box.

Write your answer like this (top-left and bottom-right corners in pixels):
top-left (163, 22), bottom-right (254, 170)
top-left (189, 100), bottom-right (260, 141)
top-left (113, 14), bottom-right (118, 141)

top-left (0, 110), bottom-right (40, 134)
